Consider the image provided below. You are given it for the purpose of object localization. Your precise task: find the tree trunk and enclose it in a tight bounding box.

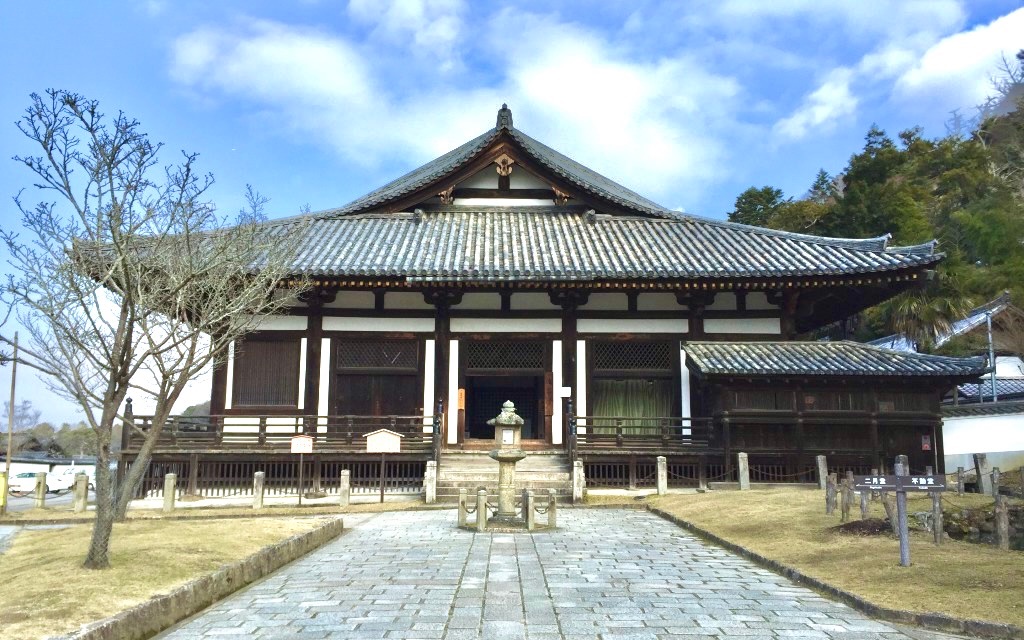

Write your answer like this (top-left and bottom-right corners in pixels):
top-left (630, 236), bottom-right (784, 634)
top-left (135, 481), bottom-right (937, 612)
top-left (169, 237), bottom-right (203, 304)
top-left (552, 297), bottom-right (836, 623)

top-left (83, 433), bottom-right (114, 569)
top-left (114, 404), bottom-right (177, 521)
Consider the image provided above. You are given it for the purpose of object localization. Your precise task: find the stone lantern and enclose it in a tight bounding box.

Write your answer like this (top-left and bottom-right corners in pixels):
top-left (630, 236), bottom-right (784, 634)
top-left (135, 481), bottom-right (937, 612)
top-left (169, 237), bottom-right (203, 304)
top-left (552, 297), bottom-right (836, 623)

top-left (487, 400), bottom-right (527, 521)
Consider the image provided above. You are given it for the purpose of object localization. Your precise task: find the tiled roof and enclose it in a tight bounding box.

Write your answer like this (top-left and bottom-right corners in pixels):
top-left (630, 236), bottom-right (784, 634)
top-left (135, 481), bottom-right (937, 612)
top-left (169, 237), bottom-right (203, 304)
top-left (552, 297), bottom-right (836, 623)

top-left (265, 206), bottom-right (940, 281)
top-left (685, 341), bottom-right (987, 378)
top-left (943, 400), bottom-right (1024, 418)
top-left (956, 377), bottom-right (1024, 401)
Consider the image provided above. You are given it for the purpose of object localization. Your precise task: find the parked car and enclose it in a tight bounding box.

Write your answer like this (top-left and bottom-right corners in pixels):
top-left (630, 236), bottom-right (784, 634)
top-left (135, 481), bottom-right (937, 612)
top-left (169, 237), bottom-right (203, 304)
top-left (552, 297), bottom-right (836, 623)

top-left (7, 467), bottom-right (94, 494)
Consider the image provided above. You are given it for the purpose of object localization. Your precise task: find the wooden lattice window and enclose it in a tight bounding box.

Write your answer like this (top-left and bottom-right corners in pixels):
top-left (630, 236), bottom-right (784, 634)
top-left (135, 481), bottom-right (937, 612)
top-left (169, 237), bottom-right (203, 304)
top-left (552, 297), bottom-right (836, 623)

top-left (465, 341), bottom-right (545, 371)
top-left (233, 338), bottom-right (300, 406)
top-left (593, 341), bottom-right (674, 372)
top-left (336, 340), bottom-right (418, 372)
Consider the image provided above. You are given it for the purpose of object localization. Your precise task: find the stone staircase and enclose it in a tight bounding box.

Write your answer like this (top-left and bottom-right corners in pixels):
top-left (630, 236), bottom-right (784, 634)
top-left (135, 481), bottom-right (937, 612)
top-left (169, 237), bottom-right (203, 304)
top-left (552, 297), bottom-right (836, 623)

top-left (436, 451), bottom-right (573, 503)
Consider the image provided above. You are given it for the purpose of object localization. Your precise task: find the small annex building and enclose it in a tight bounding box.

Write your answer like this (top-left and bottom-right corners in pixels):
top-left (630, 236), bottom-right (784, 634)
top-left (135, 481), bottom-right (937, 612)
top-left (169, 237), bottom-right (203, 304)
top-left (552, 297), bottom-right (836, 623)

top-left (121, 105), bottom-right (987, 500)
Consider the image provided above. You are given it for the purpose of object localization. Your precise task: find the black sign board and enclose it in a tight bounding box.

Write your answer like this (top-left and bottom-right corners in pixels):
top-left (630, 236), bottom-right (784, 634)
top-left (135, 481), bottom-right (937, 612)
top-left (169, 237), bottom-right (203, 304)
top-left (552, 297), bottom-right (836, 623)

top-left (853, 475), bottom-right (947, 491)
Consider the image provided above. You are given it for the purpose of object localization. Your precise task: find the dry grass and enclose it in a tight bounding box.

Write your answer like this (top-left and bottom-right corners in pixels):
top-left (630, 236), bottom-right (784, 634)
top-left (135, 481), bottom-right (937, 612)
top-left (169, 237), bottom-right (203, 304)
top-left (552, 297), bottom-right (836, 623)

top-left (0, 497), bottom-right (426, 523)
top-left (0, 516), bottom-right (334, 640)
top-left (649, 488), bottom-right (1024, 627)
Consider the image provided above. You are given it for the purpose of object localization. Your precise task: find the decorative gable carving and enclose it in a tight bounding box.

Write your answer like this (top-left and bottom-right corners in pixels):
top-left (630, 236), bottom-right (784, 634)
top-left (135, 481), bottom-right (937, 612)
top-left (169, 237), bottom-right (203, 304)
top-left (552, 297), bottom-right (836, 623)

top-left (494, 153), bottom-right (515, 177)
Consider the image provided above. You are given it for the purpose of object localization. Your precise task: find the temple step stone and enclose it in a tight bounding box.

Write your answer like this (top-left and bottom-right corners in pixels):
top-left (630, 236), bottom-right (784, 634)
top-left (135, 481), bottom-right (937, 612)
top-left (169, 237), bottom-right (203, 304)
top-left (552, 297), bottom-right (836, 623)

top-left (435, 451), bottom-right (572, 503)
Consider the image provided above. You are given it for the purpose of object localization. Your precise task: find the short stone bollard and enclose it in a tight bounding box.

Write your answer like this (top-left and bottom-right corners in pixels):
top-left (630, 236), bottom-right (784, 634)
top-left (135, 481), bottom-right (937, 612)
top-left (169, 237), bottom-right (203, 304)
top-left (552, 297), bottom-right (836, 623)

top-left (957, 466), bottom-right (965, 496)
top-left (928, 468), bottom-right (943, 546)
top-left (163, 473), bottom-right (177, 513)
top-left (424, 461), bottom-right (437, 504)
top-left (991, 467), bottom-right (1001, 500)
top-left (548, 489), bottom-right (557, 528)
top-left (870, 468), bottom-right (880, 501)
top-left (253, 471), bottom-right (266, 510)
top-left (458, 488), bottom-right (468, 527)
top-left (476, 489), bottom-right (488, 532)
top-left (840, 471), bottom-right (854, 522)
top-left (34, 472), bottom-right (47, 509)
top-left (974, 453), bottom-right (992, 495)
top-left (995, 495), bottom-right (1010, 551)
top-left (656, 456), bottom-right (667, 496)
top-left (73, 474), bottom-right (89, 513)
top-left (572, 460), bottom-right (585, 502)
top-left (825, 472), bottom-right (837, 515)
top-left (816, 455), bottom-right (828, 490)
top-left (524, 489), bottom-right (535, 531)
top-left (737, 452), bottom-right (750, 491)
top-left (339, 470), bottom-right (351, 508)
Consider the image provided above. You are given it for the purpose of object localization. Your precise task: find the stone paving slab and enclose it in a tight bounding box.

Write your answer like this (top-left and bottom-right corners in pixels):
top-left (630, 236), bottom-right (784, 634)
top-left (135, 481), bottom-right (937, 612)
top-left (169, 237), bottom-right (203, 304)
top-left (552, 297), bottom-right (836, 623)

top-left (157, 509), bottom-right (933, 639)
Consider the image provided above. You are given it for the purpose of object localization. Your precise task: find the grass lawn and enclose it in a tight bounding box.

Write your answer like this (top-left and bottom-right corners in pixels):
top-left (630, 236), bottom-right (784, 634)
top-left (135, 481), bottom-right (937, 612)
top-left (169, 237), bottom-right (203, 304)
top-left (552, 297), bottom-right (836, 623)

top-left (642, 488), bottom-right (1024, 628)
top-left (0, 515), bottom-right (337, 640)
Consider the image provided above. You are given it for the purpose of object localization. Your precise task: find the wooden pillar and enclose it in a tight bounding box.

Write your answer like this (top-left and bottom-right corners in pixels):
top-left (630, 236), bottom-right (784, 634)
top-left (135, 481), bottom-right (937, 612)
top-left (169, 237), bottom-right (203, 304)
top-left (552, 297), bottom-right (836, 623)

top-left (932, 416), bottom-right (945, 475)
top-left (722, 412), bottom-right (732, 478)
top-left (188, 453), bottom-right (199, 496)
top-left (210, 357), bottom-right (228, 416)
top-left (425, 289), bottom-right (461, 445)
top-left (781, 291), bottom-right (800, 340)
top-left (552, 289), bottom-right (587, 449)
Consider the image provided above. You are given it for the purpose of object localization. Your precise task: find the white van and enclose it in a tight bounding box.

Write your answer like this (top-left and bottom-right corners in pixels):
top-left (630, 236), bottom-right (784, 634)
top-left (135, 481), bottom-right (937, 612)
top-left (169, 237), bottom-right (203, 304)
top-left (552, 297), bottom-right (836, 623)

top-left (8, 466), bottom-right (94, 493)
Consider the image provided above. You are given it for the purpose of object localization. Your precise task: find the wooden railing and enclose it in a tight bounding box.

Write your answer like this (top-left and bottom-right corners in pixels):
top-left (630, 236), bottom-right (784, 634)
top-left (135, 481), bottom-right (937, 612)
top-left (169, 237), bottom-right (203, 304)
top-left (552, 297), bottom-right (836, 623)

top-left (571, 416), bottom-right (713, 454)
top-left (122, 414), bottom-right (439, 454)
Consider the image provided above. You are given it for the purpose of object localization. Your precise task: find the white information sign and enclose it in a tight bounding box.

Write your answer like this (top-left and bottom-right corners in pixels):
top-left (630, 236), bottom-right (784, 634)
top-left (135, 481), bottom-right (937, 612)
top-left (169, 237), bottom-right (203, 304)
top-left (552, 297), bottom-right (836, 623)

top-left (290, 435), bottom-right (314, 454)
top-left (365, 429), bottom-right (404, 453)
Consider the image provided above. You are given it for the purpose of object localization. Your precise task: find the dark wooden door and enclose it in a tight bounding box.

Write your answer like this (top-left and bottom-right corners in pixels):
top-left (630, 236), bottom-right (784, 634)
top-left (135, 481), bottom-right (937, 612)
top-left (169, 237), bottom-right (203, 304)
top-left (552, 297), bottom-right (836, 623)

top-left (335, 374), bottom-right (419, 416)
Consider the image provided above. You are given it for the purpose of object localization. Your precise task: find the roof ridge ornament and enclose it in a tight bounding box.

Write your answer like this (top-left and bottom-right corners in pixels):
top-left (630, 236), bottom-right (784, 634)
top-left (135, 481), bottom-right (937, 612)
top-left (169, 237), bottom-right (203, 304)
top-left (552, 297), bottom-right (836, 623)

top-left (496, 103), bottom-right (513, 129)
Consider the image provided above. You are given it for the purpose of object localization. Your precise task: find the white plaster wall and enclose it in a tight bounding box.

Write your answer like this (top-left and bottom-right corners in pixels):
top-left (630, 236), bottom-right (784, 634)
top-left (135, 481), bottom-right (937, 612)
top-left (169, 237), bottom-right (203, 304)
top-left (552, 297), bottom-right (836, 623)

top-left (224, 341), bottom-right (235, 410)
top-left (245, 315), bottom-right (308, 331)
top-left (459, 169), bottom-right (497, 189)
top-left (423, 339), bottom-right (435, 431)
top-left (745, 292), bottom-right (777, 310)
top-left (552, 340), bottom-right (563, 445)
top-left (322, 317), bottom-right (435, 332)
top-left (704, 318), bottom-right (780, 334)
top-left (510, 169), bottom-right (550, 189)
top-left (297, 338), bottom-right (307, 410)
top-left (447, 340), bottom-right (459, 445)
top-left (577, 318), bottom-right (689, 334)
top-left (580, 293), bottom-right (628, 311)
top-left (680, 347), bottom-right (691, 425)
top-left (637, 293), bottom-right (679, 311)
top-left (323, 291), bottom-right (375, 309)
top-left (450, 318), bottom-right (560, 333)
top-left (944, 414), bottom-right (1024, 455)
top-left (707, 293), bottom-right (737, 311)
top-left (511, 293), bottom-right (556, 310)
top-left (454, 293), bottom-right (502, 310)
top-left (576, 339), bottom-right (587, 432)
top-left (317, 337), bottom-right (331, 427)
top-left (455, 198), bottom-right (555, 207)
top-left (385, 292), bottom-right (434, 310)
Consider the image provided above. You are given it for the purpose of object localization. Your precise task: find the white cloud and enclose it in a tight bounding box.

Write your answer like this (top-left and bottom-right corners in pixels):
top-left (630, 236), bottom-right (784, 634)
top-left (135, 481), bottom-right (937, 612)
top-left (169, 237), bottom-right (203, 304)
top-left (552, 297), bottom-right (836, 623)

top-left (773, 68), bottom-right (858, 141)
top-left (169, 12), bottom-right (742, 205)
top-left (347, 0), bottom-right (465, 72)
top-left (894, 8), bottom-right (1024, 110)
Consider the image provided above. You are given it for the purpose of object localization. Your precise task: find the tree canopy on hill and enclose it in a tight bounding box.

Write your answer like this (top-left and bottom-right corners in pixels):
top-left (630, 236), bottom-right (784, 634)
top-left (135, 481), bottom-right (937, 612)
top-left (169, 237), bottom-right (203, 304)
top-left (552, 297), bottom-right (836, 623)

top-left (730, 51), bottom-right (1024, 351)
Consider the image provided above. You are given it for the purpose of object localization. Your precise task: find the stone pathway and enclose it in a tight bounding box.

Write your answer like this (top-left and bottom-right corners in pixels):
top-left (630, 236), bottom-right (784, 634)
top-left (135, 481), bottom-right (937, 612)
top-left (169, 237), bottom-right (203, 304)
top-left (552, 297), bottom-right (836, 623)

top-left (159, 509), bottom-right (923, 639)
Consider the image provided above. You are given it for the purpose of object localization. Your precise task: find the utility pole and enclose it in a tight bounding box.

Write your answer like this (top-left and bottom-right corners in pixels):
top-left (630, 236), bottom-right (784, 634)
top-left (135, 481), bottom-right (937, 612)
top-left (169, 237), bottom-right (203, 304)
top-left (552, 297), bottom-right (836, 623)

top-left (986, 312), bottom-right (998, 402)
top-left (2, 332), bottom-right (17, 516)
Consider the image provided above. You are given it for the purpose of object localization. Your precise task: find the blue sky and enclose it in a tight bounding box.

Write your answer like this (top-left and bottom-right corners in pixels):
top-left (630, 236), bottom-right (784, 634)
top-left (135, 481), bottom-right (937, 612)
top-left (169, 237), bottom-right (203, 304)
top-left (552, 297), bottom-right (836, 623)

top-left (2, 0), bottom-right (1023, 424)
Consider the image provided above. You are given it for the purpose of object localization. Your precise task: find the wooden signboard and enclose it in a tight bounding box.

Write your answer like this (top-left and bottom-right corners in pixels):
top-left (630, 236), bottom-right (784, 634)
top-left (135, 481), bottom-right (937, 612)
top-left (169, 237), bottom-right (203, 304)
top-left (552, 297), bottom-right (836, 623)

top-left (290, 435), bottom-right (314, 454)
top-left (364, 429), bottom-right (404, 453)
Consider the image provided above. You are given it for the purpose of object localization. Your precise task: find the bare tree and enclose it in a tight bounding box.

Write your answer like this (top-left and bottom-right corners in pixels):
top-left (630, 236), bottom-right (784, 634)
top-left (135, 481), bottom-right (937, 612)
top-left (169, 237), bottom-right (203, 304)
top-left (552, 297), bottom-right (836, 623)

top-left (2, 90), bottom-right (306, 569)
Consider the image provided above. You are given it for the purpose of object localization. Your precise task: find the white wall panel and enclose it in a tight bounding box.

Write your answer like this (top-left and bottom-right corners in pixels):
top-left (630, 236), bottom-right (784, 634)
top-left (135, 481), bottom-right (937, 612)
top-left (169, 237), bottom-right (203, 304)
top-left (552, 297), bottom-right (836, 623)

top-left (577, 318), bottom-right (688, 334)
top-left (704, 318), bottom-right (780, 334)
top-left (552, 340), bottom-right (563, 445)
top-left (451, 318), bottom-right (560, 333)
top-left (323, 317), bottom-right (435, 332)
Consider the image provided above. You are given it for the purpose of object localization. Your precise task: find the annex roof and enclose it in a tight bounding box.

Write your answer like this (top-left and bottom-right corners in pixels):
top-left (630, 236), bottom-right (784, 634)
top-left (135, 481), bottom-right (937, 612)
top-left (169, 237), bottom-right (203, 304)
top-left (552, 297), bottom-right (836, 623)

top-left (266, 206), bottom-right (939, 282)
top-left (868, 291), bottom-right (1015, 352)
top-left (943, 399), bottom-right (1024, 418)
top-left (685, 341), bottom-right (987, 378)
top-left (956, 377), bottom-right (1024, 402)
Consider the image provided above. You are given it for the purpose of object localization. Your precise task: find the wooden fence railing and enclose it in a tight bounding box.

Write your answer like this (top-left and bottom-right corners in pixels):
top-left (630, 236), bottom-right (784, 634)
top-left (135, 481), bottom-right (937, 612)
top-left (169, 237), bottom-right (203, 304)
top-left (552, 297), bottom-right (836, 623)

top-left (122, 414), bottom-right (438, 454)
top-left (571, 416), bottom-right (713, 454)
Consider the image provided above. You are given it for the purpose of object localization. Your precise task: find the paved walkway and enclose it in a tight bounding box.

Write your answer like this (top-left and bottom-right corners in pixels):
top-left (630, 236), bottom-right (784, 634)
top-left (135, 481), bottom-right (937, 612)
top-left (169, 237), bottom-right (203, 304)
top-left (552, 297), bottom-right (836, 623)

top-left (160, 509), bottom-right (922, 639)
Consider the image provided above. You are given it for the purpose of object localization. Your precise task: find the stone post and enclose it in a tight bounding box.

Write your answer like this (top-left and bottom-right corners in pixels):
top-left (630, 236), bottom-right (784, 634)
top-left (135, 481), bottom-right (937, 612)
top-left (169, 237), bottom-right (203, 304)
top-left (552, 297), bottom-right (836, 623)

top-left (253, 471), bottom-right (266, 510)
top-left (34, 472), bottom-right (46, 509)
top-left (991, 467), bottom-right (1001, 500)
top-left (928, 468), bottom-right (942, 546)
top-left (339, 470), bottom-right (351, 508)
top-left (840, 471), bottom-right (854, 522)
top-left (163, 473), bottom-right (177, 513)
top-left (737, 452), bottom-right (750, 490)
top-left (525, 490), bottom-right (535, 531)
top-left (870, 468), bottom-right (880, 501)
top-left (458, 488), bottom-right (467, 527)
top-left (956, 466), bottom-right (965, 496)
top-left (548, 489), bottom-right (557, 528)
top-left (825, 473), bottom-right (837, 515)
top-left (476, 489), bottom-right (488, 532)
top-left (816, 455), bottom-right (828, 490)
top-left (974, 453), bottom-right (992, 495)
top-left (656, 456), bottom-right (668, 496)
top-left (572, 460), bottom-right (585, 503)
top-left (73, 474), bottom-right (89, 513)
top-left (995, 496), bottom-right (1009, 551)
top-left (859, 485), bottom-right (869, 520)
top-left (424, 460), bottom-right (437, 504)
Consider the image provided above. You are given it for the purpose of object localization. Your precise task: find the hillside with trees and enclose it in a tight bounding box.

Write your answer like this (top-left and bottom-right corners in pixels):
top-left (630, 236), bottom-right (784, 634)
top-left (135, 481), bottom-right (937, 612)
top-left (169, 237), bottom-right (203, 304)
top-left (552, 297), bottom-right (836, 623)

top-left (730, 51), bottom-right (1024, 351)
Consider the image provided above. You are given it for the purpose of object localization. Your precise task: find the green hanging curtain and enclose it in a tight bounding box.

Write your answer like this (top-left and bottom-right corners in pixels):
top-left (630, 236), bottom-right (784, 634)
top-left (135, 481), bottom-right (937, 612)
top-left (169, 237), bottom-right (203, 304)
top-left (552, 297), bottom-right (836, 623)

top-left (591, 378), bottom-right (673, 434)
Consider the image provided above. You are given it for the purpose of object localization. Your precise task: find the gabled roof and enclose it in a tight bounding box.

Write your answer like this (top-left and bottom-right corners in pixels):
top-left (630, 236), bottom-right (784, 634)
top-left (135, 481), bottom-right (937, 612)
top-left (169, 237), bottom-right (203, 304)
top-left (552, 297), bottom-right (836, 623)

top-left (868, 291), bottom-right (1015, 352)
top-left (260, 105), bottom-right (943, 283)
top-left (263, 206), bottom-right (940, 282)
top-left (686, 341), bottom-right (987, 378)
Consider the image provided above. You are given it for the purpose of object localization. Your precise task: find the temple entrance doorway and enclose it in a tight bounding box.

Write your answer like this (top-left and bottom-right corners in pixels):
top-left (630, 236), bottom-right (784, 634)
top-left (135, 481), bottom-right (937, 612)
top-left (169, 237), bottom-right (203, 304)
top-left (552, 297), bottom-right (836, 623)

top-left (465, 376), bottom-right (542, 440)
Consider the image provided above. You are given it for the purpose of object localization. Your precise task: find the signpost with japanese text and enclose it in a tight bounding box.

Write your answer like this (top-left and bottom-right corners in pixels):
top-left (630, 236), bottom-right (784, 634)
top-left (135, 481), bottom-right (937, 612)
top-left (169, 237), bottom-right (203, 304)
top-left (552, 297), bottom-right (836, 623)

top-left (854, 462), bottom-right (947, 567)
